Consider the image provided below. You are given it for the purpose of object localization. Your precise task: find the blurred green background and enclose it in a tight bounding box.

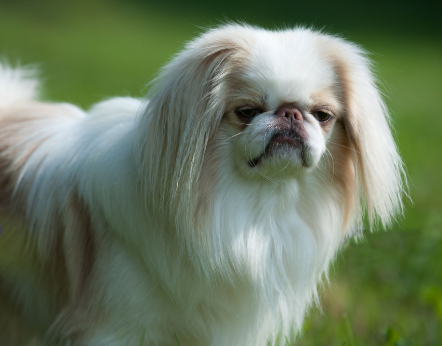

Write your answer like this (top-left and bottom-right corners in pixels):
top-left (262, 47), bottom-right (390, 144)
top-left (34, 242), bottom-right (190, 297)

top-left (0, 0), bottom-right (441, 344)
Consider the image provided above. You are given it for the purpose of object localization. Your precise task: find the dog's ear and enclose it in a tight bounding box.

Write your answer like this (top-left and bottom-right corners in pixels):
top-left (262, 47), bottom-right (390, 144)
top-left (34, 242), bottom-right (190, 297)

top-left (137, 25), bottom-right (253, 223)
top-left (322, 36), bottom-right (405, 229)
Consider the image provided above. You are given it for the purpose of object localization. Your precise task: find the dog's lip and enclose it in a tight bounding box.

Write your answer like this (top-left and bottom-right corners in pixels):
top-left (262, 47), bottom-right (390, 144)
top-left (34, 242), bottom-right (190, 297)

top-left (248, 132), bottom-right (305, 167)
top-left (269, 133), bottom-right (302, 147)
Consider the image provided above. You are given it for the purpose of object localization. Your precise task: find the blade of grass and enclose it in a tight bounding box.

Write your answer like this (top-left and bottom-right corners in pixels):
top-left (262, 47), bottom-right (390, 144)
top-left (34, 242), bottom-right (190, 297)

top-left (174, 332), bottom-right (181, 346)
top-left (343, 313), bottom-right (356, 346)
top-left (285, 335), bottom-right (292, 346)
top-left (139, 329), bottom-right (146, 346)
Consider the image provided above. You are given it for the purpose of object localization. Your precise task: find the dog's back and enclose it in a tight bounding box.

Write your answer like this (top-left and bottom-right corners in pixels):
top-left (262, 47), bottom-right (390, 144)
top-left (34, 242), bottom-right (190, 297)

top-left (0, 65), bottom-right (79, 345)
top-left (0, 64), bottom-right (147, 345)
top-left (0, 65), bottom-right (45, 345)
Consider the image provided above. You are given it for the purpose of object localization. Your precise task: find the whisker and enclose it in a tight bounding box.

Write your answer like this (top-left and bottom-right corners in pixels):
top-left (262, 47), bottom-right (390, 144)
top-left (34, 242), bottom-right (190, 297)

top-left (324, 147), bottom-right (335, 177)
top-left (269, 162), bottom-right (290, 177)
top-left (245, 138), bottom-right (280, 185)
top-left (221, 131), bottom-right (244, 144)
top-left (229, 120), bottom-right (252, 126)
top-left (327, 141), bottom-right (361, 154)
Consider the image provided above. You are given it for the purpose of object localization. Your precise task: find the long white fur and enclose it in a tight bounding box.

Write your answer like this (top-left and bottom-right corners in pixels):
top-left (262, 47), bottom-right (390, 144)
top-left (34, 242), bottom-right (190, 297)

top-left (0, 24), bottom-right (404, 346)
top-left (0, 63), bottom-right (39, 107)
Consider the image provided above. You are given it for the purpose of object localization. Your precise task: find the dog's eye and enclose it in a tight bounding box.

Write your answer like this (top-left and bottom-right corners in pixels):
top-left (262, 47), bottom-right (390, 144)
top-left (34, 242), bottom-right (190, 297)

top-left (236, 108), bottom-right (261, 119)
top-left (313, 110), bottom-right (332, 122)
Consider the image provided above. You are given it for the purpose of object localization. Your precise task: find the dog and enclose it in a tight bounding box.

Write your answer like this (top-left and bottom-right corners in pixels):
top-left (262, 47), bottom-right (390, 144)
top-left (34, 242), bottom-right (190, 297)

top-left (0, 24), bottom-right (404, 345)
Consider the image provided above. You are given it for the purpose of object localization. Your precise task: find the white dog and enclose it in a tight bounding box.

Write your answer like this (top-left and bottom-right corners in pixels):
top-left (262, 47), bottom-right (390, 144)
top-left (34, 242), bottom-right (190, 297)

top-left (0, 24), bottom-right (404, 345)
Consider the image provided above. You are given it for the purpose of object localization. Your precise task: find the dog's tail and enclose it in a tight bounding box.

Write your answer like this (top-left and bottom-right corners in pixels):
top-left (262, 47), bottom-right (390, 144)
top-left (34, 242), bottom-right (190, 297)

top-left (0, 63), bottom-right (39, 108)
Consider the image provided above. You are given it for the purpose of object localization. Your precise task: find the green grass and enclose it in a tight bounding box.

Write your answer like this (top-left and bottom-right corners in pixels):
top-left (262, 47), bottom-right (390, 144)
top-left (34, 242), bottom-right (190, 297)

top-left (0, 0), bottom-right (441, 344)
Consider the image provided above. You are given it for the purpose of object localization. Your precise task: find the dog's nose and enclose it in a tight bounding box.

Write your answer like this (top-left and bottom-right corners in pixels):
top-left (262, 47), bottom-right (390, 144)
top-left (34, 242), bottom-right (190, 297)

top-left (276, 107), bottom-right (303, 122)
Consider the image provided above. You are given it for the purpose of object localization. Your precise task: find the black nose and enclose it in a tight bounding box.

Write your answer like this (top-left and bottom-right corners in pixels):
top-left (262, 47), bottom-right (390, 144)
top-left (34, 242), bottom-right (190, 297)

top-left (276, 107), bottom-right (303, 122)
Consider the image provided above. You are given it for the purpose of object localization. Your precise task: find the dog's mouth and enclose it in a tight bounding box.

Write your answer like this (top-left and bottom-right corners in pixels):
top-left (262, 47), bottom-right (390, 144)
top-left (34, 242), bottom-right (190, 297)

top-left (248, 131), bottom-right (308, 168)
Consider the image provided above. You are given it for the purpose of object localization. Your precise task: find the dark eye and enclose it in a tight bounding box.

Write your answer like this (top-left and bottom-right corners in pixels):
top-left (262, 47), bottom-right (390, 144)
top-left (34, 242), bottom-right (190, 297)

top-left (235, 107), bottom-right (261, 119)
top-left (313, 110), bottom-right (332, 122)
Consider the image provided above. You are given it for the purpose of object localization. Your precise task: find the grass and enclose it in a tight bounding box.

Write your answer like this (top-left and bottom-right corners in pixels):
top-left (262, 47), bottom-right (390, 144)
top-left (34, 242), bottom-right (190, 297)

top-left (0, 0), bottom-right (441, 344)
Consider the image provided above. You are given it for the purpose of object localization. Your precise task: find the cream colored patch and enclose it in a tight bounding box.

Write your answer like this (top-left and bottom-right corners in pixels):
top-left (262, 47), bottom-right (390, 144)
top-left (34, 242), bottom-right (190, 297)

top-left (0, 198), bottom-right (97, 344)
top-left (327, 122), bottom-right (358, 233)
top-left (317, 38), bottom-right (363, 234)
top-left (309, 88), bottom-right (342, 117)
top-left (0, 101), bottom-right (98, 343)
top-left (0, 101), bottom-right (82, 212)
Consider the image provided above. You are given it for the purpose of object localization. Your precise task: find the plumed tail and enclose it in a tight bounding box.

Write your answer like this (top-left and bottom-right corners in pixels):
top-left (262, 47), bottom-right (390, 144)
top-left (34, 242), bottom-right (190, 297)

top-left (0, 63), bottom-right (39, 108)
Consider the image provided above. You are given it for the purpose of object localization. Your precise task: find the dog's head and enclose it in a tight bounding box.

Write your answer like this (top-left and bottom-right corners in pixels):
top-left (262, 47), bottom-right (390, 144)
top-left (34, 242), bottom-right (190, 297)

top-left (138, 24), bottom-right (404, 235)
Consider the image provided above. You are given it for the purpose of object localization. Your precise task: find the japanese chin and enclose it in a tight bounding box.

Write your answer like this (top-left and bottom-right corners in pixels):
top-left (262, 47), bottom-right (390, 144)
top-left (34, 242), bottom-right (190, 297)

top-left (0, 24), bottom-right (404, 345)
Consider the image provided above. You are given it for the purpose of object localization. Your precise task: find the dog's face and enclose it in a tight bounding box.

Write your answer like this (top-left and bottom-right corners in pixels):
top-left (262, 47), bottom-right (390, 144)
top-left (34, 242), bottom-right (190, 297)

top-left (142, 25), bottom-right (404, 233)
top-left (219, 35), bottom-right (342, 179)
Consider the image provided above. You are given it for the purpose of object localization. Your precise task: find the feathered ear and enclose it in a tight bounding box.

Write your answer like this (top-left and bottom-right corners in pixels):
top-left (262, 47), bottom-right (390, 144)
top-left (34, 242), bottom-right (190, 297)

top-left (137, 25), bottom-right (253, 225)
top-left (321, 36), bottom-right (405, 229)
